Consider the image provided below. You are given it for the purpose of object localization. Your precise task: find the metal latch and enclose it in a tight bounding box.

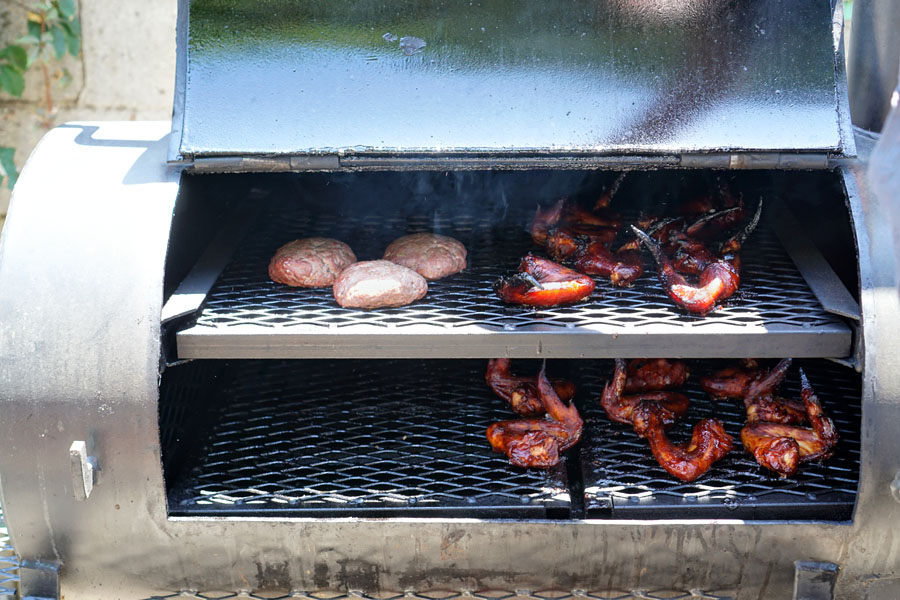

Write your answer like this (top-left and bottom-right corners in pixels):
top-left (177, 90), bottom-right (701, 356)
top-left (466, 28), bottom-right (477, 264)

top-left (794, 561), bottom-right (839, 600)
top-left (69, 440), bottom-right (99, 501)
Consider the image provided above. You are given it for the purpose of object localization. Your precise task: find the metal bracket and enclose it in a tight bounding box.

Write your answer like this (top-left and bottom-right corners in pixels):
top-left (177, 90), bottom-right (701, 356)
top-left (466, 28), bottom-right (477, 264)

top-left (18, 559), bottom-right (60, 600)
top-left (794, 561), bottom-right (839, 600)
top-left (69, 440), bottom-right (99, 501)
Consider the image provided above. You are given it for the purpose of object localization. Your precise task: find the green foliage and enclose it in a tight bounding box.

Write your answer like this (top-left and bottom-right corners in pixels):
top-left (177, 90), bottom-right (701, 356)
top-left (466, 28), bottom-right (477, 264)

top-left (0, 1), bottom-right (81, 189)
top-left (0, 148), bottom-right (17, 190)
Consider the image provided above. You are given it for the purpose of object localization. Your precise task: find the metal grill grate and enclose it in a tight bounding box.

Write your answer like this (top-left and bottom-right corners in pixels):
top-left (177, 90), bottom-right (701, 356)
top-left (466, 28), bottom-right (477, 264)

top-left (175, 197), bottom-right (851, 359)
top-left (579, 360), bottom-right (860, 519)
top-left (0, 503), bottom-right (18, 599)
top-left (165, 360), bottom-right (571, 518)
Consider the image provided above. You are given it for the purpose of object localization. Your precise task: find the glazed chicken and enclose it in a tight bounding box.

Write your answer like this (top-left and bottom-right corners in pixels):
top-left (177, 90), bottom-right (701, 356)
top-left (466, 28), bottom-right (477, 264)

top-left (631, 401), bottom-right (734, 482)
top-left (600, 358), bottom-right (690, 428)
top-left (624, 358), bottom-right (690, 394)
top-left (632, 199), bottom-right (762, 315)
top-left (741, 368), bottom-right (838, 477)
top-left (702, 358), bottom-right (806, 425)
top-left (494, 254), bottom-right (596, 307)
top-left (486, 363), bottom-right (583, 468)
top-left (485, 358), bottom-right (576, 417)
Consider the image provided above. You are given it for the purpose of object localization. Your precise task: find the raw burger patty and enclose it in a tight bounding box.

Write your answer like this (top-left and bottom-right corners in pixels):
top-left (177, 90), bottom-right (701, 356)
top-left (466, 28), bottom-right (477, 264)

top-left (268, 238), bottom-right (357, 287)
top-left (383, 233), bottom-right (467, 280)
top-left (333, 260), bottom-right (428, 309)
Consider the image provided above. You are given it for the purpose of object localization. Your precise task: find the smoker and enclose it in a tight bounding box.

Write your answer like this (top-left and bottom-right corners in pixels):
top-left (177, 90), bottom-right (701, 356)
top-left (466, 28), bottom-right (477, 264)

top-left (1, 1), bottom-right (899, 599)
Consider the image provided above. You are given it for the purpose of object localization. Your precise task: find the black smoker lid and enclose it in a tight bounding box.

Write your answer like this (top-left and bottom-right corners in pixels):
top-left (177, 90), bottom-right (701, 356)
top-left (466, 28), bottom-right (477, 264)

top-left (171, 0), bottom-right (852, 167)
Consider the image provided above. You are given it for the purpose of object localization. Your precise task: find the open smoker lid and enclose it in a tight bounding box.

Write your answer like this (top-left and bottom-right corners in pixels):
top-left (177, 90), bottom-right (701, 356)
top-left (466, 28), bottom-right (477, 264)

top-left (172, 0), bottom-right (853, 169)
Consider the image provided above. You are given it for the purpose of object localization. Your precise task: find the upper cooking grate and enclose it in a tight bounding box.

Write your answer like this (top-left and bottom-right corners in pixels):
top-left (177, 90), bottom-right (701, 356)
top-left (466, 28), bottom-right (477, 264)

top-left (165, 359), bottom-right (571, 518)
top-left (579, 360), bottom-right (860, 519)
top-left (176, 193), bottom-right (851, 359)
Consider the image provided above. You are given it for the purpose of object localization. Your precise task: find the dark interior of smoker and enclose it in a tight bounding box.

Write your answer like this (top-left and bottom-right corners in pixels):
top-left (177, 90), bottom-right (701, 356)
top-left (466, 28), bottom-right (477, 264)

top-left (159, 168), bottom-right (861, 520)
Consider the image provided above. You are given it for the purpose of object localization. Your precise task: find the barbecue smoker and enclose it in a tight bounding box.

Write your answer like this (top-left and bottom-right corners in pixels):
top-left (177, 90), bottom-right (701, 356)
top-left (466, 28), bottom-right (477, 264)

top-left (2, 1), bottom-right (899, 599)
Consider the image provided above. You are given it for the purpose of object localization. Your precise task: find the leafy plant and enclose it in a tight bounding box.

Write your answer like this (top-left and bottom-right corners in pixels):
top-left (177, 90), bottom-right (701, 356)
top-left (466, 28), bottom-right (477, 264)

top-left (1, 0), bottom-right (81, 189)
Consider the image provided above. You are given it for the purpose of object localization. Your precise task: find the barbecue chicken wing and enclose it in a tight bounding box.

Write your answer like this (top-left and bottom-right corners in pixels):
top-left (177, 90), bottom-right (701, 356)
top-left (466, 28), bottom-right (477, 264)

top-left (632, 199), bottom-right (762, 315)
top-left (485, 358), bottom-right (576, 417)
top-left (740, 368), bottom-right (838, 477)
top-left (632, 402), bottom-right (734, 482)
top-left (702, 358), bottom-right (805, 425)
top-left (494, 254), bottom-right (595, 306)
top-left (486, 364), bottom-right (583, 468)
top-left (624, 358), bottom-right (690, 394)
top-left (600, 359), bottom-right (690, 428)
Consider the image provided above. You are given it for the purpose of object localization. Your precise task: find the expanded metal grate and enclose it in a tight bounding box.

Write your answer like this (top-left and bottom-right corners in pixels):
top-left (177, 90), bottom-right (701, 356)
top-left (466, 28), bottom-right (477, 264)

top-left (165, 360), bottom-right (571, 518)
top-left (175, 192), bottom-right (851, 359)
top-left (579, 360), bottom-right (861, 519)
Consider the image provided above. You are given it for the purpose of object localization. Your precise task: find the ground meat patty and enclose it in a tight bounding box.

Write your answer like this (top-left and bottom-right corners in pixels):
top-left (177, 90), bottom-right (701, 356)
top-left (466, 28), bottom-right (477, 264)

top-left (333, 260), bottom-right (428, 309)
top-left (383, 233), bottom-right (467, 280)
top-left (268, 238), bottom-right (357, 287)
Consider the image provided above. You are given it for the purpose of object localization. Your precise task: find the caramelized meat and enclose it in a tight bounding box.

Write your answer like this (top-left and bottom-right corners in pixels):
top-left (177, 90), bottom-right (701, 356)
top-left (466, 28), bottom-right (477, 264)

top-left (632, 200), bottom-right (762, 315)
top-left (740, 369), bottom-right (838, 477)
top-left (486, 364), bottom-right (583, 468)
top-left (745, 396), bottom-right (807, 425)
top-left (699, 359), bottom-right (762, 399)
top-left (530, 199), bottom-right (566, 246)
top-left (600, 359), bottom-right (690, 428)
top-left (624, 358), bottom-right (690, 394)
top-left (632, 402), bottom-right (734, 482)
top-left (494, 254), bottom-right (596, 307)
top-left (572, 241), bottom-right (644, 287)
top-left (485, 359), bottom-right (576, 417)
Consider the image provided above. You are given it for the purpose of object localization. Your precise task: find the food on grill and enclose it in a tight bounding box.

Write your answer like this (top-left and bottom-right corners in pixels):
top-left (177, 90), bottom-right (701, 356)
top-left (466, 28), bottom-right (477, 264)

top-left (703, 358), bottom-right (806, 425)
top-left (268, 237), bottom-right (357, 287)
top-left (486, 363), bottom-right (583, 468)
top-left (631, 199), bottom-right (762, 315)
top-left (383, 233), bottom-right (467, 280)
top-left (485, 358), bottom-right (576, 417)
top-left (624, 358), bottom-right (690, 394)
top-left (632, 401), bottom-right (734, 482)
top-left (332, 260), bottom-right (427, 309)
top-left (600, 358), bottom-right (690, 428)
top-left (741, 368), bottom-right (838, 477)
top-left (494, 254), bottom-right (595, 306)
top-left (699, 358), bottom-right (763, 399)
top-left (529, 175), bottom-right (645, 287)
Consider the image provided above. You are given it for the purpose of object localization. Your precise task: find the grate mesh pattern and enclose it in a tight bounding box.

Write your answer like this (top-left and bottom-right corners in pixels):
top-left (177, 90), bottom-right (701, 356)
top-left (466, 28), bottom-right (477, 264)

top-left (138, 590), bottom-right (736, 600)
top-left (0, 502), bottom-right (18, 598)
top-left (579, 360), bottom-right (861, 519)
top-left (165, 360), bottom-right (571, 518)
top-left (190, 198), bottom-right (845, 333)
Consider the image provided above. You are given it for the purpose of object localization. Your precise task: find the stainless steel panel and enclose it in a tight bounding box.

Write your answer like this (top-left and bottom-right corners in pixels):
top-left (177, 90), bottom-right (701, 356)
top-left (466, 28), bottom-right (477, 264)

top-left (177, 0), bottom-right (844, 160)
top-left (1, 126), bottom-right (897, 600)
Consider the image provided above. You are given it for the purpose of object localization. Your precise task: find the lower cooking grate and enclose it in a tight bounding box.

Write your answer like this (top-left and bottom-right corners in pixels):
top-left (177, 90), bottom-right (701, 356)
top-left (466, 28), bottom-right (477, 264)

top-left (164, 360), bottom-right (572, 518)
top-left (163, 358), bottom-right (860, 521)
top-left (174, 171), bottom-right (851, 359)
top-left (579, 360), bottom-right (861, 520)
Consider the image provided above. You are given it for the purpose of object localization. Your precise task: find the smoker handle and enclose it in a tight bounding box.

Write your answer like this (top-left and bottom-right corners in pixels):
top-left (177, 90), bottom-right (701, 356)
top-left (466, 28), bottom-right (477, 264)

top-left (69, 440), bottom-right (99, 501)
top-left (793, 561), bottom-right (839, 600)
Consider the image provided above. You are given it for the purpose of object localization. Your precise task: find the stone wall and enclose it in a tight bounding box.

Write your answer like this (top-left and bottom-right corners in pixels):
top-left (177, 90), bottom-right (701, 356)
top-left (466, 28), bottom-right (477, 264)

top-left (0, 0), bottom-right (176, 218)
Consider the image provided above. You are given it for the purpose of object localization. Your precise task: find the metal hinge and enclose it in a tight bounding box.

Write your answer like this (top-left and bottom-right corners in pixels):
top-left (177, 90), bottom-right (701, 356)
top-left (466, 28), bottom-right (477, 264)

top-left (680, 153), bottom-right (830, 170)
top-left (18, 559), bottom-right (60, 600)
top-left (189, 154), bottom-right (341, 172)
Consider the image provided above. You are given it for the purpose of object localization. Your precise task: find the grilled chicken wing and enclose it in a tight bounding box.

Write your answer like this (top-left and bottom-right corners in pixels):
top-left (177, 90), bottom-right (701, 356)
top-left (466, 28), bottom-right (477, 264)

top-left (486, 364), bottom-right (583, 468)
top-left (624, 358), bottom-right (690, 394)
top-left (740, 368), bottom-right (838, 477)
top-left (600, 359), bottom-right (690, 428)
top-left (632, 402), bottom-right (734, 482)
top-left (485, 358), bottom-right (576, 417)
top-left (631, 199), bottom-right (761, 315)
top-left (494, 254), bottom-right (596, 306)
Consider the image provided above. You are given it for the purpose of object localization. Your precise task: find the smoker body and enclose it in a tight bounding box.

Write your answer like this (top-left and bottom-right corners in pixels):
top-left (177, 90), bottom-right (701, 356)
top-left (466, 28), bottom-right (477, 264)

top-left (3, 0), bottom-right (900, 598)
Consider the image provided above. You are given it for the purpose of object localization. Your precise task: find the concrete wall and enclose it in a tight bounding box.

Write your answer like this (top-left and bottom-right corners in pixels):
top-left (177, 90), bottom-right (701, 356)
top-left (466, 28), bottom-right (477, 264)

top-left (0, 0), bottom-right (177, 219)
